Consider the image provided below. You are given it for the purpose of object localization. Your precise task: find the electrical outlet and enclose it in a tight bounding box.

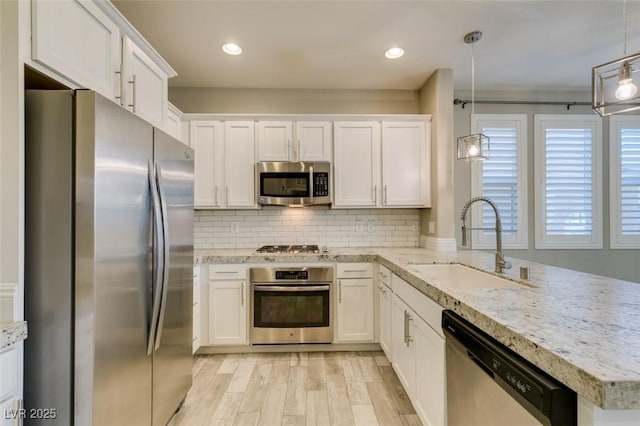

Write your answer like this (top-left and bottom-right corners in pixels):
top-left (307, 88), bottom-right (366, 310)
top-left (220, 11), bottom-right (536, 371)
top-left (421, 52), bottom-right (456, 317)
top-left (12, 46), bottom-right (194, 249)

top-left (230, 222), bottom-right (240, 233)
top-left (428, 221), bottom-right (435, 234)
top-left (367, 221), bottom-right (374, 232)
top-left (355, 221), bottom-right (364, 233)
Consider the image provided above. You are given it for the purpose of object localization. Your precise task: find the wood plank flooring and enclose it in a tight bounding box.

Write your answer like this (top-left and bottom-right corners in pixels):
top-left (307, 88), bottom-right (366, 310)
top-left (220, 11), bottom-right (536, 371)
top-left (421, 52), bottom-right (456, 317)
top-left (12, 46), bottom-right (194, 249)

top-left (169, 351), bottom-right (420, 426)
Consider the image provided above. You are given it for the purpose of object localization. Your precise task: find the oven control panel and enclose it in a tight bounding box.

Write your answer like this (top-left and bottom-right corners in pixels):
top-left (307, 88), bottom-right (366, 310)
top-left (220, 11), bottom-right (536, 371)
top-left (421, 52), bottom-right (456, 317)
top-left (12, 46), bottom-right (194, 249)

top-left (275, 270), bottom-right (309, 280)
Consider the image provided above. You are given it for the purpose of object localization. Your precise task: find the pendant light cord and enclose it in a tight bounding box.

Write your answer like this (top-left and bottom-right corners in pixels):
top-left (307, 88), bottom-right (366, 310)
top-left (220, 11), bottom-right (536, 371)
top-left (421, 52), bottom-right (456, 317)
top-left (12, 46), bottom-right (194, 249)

top-left (623, 0), bottom-right (628, 57)
top-left (471, 40), bottom-right (476, 118)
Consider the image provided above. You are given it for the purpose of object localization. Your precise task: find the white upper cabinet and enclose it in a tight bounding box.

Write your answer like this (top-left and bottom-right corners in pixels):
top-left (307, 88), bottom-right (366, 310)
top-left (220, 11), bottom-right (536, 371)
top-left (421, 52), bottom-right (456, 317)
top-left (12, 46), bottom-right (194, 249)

top-left (121, 37), bottom-right (168, 129)
top-left (190, 121), bottom-right (224, 208)
top-left (296, 121), bottom-right (332, 162)
top-left (31, 0), bottom-right (175, 129)
top-left (189, 120), bottom-right (257, 209)
top-left (166, 103), bottom-right (184, 142)
top-left (257, 120), bottom-right (332, 162)
top-left (31, 0), bottom-right (121, 99)
top-left (333, 121), bottom-right (381, 207)
top-left (333, 119), bottom-right (430, 209)
top-left (224, 121), bottom-right (257, 208)
top-left (257, 121), bottom-right (293, 161)
top-left (381, 121), bottom-right (430, 207)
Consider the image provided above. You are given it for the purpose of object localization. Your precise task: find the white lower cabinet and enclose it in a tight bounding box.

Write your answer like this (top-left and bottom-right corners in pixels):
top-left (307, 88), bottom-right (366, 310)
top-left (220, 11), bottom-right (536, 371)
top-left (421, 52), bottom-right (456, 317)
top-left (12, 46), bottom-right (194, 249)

top-left (208, 265), bottom-right (247, 345)
top-left (335, 263), bottom-right (374, 342)
top-left (391, 293), bottom-right (416, 397)
top-left (414, 316), bottom-right (446, 426)
top-left (391, 273), bottom-right (445, 426)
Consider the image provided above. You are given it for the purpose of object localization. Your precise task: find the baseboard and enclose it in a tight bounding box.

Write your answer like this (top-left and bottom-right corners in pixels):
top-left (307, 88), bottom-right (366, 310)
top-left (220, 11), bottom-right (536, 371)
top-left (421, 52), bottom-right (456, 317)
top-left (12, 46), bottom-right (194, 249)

top-left (420, 235), bottom-right (458, 252)
top-left (195, 342), bottom-right (381, 355)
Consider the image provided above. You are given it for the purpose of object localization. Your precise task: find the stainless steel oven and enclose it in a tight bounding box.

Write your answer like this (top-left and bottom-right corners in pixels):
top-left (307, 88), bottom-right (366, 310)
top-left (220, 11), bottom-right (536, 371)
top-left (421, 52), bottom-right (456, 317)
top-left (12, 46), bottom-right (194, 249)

top-left (250, 267), bottom-right (333, 344)
top-left (256, 161), bottom-right (331, 206)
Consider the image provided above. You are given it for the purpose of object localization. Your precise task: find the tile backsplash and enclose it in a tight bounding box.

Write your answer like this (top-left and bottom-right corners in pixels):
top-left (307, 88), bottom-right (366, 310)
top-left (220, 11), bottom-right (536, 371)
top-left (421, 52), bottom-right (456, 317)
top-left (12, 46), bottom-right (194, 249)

top-left (194, 207), bottom-right (420, 249)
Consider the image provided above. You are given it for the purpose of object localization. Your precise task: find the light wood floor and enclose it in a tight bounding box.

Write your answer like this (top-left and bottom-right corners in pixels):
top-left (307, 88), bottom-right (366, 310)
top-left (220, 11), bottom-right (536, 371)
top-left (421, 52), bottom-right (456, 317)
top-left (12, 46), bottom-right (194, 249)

top-left (168, 351), bottom-right (421, 426)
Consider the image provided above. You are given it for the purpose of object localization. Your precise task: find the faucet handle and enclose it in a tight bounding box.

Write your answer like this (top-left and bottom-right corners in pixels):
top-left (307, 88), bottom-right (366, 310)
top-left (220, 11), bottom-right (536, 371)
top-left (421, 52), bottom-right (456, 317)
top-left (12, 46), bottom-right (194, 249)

top-left (504, 260), bottom-right (512, 270)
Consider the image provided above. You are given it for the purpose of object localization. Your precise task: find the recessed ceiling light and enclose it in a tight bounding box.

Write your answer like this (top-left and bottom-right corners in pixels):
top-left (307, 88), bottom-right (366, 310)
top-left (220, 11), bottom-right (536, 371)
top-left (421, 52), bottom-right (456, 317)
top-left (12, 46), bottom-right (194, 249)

top-left (222, 43), bottom-right (242, 55)
top-left (384, 47), bottom-right (404, 59)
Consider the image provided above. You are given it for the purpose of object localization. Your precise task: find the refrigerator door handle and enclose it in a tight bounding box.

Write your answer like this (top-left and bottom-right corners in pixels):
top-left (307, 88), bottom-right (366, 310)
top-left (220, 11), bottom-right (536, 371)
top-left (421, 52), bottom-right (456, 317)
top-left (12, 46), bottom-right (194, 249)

top-left (154, 163), bottom-right (171, 350)
top-left (147, 161), bottom-right (165, 356)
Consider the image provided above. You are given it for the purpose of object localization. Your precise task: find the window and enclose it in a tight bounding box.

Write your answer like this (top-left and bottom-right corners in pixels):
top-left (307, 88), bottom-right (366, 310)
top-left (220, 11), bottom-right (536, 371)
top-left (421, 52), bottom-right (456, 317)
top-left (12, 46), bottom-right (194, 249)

top-left (534, 115), bottom-right (602, 249)
top-left (470, 114), bottom-right (528, 249)
top-left (609, 116), bottom-right (640, 249)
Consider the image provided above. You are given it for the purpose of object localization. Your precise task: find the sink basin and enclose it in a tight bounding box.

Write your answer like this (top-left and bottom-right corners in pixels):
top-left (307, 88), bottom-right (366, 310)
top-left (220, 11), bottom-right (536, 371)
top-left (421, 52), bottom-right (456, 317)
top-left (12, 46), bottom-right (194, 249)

top-left (409, 263), bottom-right (532, 289)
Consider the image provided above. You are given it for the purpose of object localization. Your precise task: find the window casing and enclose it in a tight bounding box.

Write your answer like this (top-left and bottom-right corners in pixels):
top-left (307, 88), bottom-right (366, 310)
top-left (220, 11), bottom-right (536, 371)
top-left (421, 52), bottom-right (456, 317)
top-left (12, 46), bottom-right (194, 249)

top-left (609, 116), bottom-right (640, 249)
top-left (470, 114), bottom-right (528, 249)
top-left (534, 115), bottom-right (603, 249)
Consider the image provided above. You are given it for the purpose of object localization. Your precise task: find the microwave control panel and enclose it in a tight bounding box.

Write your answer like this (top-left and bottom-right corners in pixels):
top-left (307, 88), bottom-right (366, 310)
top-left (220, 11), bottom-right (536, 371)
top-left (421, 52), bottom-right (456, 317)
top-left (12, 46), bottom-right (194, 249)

top-left (313, 172), bottom-right (329, 197)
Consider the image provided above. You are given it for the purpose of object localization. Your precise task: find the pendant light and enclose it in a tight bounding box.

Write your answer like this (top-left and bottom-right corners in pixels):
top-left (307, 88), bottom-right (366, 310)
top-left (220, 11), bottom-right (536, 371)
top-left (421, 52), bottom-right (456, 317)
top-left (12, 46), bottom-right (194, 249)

top-left (592, 0), bottom-right (640, 116)
top-left (457, 31), bottom-right (490, 161)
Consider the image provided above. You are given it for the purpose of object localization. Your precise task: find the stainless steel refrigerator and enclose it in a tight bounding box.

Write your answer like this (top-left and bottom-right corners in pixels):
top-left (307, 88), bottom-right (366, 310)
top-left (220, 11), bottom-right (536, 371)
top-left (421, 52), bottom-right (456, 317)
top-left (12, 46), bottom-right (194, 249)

top-left (24, 90), bottom-right (194, 425)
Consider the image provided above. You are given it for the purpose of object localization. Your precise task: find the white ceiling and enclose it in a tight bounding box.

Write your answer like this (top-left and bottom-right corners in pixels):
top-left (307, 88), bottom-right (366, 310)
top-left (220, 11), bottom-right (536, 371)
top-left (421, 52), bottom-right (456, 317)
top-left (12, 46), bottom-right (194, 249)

top-left (112, 0), bottom-right (640, 93)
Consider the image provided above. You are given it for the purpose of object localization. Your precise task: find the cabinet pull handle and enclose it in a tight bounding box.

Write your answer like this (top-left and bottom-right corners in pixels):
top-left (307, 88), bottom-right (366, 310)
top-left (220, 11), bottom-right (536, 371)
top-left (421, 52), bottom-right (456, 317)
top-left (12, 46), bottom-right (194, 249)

top-left (115, 70), bottom-right (123, 106)
top-left (406, 313), bottom-right (414, 347)
top-left (403, 310), bottom-right (408, 344)
top-left (297, 139), bottom-right (301, 161)
top-left (338, 280), bottom-right (342, 303)
top-left (127, 74), bottom-right (137, 113)
top-left (288, 139), bottom-right (292, 160)
top-left (372, 186), bottom-right (377, 205)
top-left (225, 185), bottom-right (229, 205)
top-left (241, 283), bottom-right (244, 306)
top-left (384, 185), bottom-right (388, 205)
top-left (215, 185), bottom-right (219, 207)
top-left (344, 269), bottom-right (368, 273)
top-left (215, 271), bottom-right (239, 274)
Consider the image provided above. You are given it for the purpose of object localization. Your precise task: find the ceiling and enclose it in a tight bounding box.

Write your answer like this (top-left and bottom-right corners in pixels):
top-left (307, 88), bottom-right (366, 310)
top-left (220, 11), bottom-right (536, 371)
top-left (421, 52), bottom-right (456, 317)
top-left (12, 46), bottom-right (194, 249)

top-left (112, 0), bottom-right (640, 93)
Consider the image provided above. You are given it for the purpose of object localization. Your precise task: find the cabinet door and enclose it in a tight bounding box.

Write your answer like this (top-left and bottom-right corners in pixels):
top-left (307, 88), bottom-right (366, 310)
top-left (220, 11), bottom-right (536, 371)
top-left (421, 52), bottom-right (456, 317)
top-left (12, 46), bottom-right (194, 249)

top-left (391, 294), bottom-right (416, 399)
top-left (381, 121), bottom-right (428, 207)
top-left (31, 0), bottom-right (121, 99)
top-left (190, 121), bottom-right (224, 208)
top-left (377, 282), bottom-right (393, 360)
top-left (208, 280), bottom-right (247, 345)
top-left (224, 121), bottom-right (257, 208)
top-left (336, 278), bottom-right (374, 342)
top-left (333, 121), bottom-right (381, 207)
top-left (414, 317), bottom-right (446, 426)
top-left (257, 121), bottom-right (293, 161)
top-left (166, 104), bottom-right (183, 142)
top-left (122, 37), bottom-right (168, 128)
top-left (296, 121), bottom-right (332, 161)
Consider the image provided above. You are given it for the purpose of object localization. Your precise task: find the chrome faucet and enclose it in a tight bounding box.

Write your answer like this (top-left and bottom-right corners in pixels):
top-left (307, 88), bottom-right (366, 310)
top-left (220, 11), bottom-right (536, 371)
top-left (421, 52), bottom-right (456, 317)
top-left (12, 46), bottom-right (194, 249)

top-left (460, 196), bottom-right (512, 274)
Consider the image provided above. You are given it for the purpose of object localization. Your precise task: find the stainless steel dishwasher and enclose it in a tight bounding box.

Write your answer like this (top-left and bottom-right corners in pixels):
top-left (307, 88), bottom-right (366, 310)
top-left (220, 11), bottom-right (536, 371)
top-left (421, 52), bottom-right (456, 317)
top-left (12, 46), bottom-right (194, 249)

top-left (442, 310), bottom-right (577, 426)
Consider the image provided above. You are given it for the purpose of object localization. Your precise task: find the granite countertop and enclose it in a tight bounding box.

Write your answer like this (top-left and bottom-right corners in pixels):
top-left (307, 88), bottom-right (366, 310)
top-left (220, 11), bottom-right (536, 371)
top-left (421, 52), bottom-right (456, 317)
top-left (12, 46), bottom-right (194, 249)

top-left (195, 246), bottom-right (640, 410)
top-left (1, 321), bottom-right (28, 349)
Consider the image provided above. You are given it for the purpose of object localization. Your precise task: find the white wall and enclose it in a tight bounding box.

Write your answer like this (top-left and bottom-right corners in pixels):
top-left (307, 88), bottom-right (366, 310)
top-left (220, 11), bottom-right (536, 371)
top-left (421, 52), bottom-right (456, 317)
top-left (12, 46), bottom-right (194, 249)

top-left (170, 87), bottom-right (420, 114)
top-left (194, 207), bottom-right (420, 249)
top-left (453, 90), bottom-right (640, 284)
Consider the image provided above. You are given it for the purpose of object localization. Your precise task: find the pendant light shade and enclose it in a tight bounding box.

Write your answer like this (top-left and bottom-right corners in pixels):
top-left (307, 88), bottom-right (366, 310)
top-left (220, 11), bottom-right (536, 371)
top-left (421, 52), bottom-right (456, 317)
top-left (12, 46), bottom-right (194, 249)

top-left (457, 133), bottom-right (490, 161)
top-left (592, 0), bottom-right (640, 116)
top-left (592, 53), bottom-right (640, 116)
top-left (457, 30), bottom-right (490, 161)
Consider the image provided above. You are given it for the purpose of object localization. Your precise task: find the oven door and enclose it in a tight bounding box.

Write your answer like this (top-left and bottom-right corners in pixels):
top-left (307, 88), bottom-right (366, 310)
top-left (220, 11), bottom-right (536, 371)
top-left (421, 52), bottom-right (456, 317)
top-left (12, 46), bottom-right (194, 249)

top-left (251, 284), bottom-right (333, 344)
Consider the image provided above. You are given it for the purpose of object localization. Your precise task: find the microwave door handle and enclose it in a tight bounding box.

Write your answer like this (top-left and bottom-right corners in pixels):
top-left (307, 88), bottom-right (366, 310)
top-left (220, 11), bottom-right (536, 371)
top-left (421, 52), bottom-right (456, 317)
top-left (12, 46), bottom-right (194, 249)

top-left (309, 165), bottom-right (314, 202)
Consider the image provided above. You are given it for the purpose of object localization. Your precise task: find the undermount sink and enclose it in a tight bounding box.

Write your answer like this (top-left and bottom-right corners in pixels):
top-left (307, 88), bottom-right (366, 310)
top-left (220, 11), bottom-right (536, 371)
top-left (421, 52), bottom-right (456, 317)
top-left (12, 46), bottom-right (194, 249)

top-left (409, 263), bottom-right (533, 289)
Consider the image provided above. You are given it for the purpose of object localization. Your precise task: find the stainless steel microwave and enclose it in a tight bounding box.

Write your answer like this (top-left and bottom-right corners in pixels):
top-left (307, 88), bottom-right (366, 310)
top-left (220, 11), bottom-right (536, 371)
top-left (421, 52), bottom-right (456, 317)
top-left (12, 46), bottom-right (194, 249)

top-left (256, 161), bottom-right (331, 206)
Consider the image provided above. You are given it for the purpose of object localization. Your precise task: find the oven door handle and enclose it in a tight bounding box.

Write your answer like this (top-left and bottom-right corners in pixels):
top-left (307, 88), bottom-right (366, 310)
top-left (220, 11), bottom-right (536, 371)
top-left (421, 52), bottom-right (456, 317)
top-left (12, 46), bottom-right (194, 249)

top-left (253, 285), bottom-right (330, 292)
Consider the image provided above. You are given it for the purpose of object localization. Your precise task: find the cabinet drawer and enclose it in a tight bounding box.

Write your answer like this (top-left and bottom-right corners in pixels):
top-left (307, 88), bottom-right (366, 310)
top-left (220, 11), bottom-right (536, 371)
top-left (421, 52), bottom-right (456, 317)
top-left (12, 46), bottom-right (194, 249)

top-left (337, 263), bottom-right (373, 279)
top-left (209, 264), bottom-right (246, 280)
top-left (377, 264), bottom-right (391, 287)
top-left (392, 274), bottom-right (444, 338)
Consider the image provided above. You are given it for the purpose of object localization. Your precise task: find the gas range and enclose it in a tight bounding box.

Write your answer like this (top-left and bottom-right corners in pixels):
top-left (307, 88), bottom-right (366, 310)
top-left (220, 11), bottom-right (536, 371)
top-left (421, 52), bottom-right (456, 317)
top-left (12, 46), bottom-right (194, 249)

top-left (256, 244), bottom-right (320, 254)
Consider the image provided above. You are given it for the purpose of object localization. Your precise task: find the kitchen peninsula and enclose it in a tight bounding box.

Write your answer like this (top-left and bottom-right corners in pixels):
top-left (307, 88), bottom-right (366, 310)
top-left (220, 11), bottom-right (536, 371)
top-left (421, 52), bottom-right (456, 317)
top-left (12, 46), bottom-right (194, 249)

top-left (196, 246), bottom-right (640, 426)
